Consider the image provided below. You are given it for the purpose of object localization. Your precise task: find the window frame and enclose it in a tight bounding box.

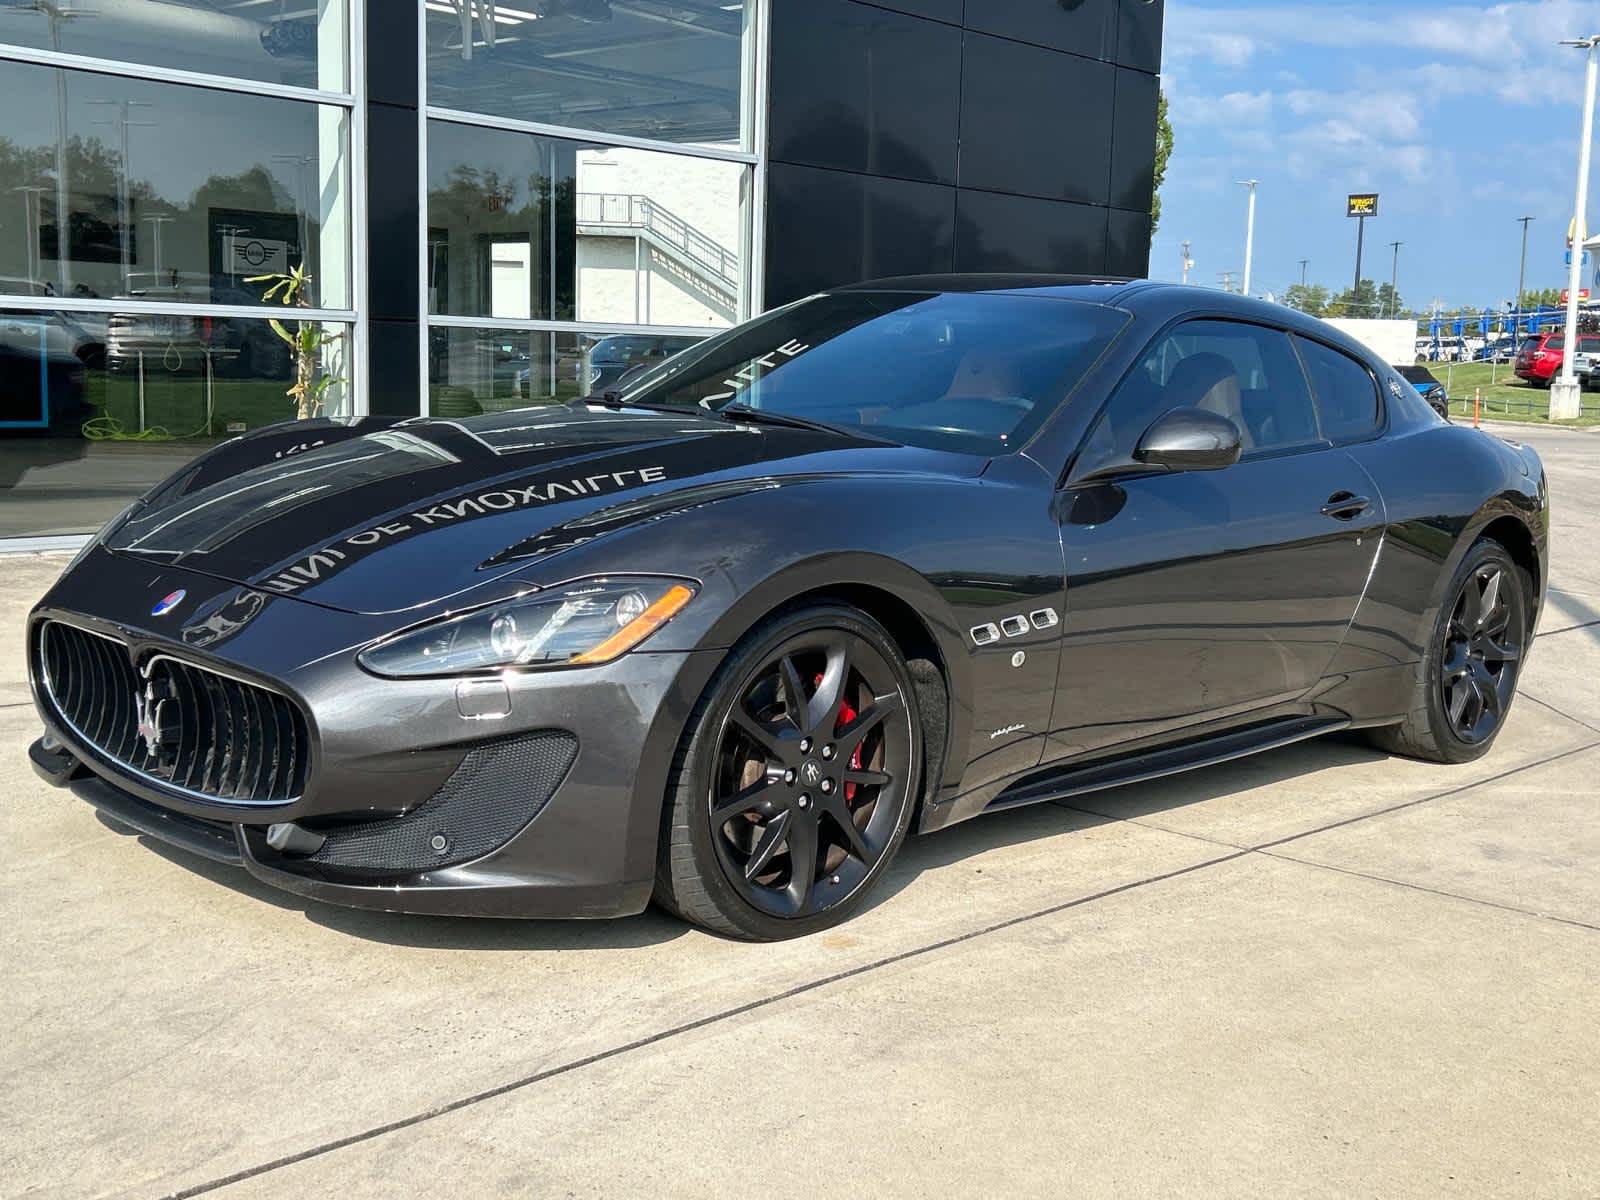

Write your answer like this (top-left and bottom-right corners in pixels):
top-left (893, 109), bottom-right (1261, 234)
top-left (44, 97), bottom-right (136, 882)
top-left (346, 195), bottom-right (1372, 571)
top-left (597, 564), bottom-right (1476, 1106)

top-left (0, 4), bottom-right (366, 419)
top-left (1073, 315), bottom-right (1333, 481)
top-left (416, 0), bottom-right (770, 419)
top-left (1290, 332), bottom-right (1389, 448)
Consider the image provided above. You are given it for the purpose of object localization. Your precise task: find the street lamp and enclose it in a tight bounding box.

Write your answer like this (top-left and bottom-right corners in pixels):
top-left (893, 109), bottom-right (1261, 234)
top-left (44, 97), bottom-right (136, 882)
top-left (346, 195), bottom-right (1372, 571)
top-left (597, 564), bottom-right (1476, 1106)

top-left (1388, 241), bottom-right (1402, 317)
top-left (1238, 180), bottom-right (1259, 297)
top-left (1552, 33), bottom-right (1599, 420)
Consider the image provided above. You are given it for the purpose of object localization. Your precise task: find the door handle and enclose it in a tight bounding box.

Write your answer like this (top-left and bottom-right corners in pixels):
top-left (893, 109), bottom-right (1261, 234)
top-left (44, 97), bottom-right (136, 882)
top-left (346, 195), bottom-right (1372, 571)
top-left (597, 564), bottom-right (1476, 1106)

top-left (1320, 491), bottom-right (1372, 520)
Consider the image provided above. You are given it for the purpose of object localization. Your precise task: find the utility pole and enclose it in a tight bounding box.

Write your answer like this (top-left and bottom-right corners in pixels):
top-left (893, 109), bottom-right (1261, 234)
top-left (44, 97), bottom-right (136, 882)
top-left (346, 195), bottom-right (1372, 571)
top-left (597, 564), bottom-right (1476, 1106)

top-left (1552, 33), bottom-right (1598, 420)
top-left (1388, 242), bottom-right (1403, 317)
top-left (1238, 180), bottom-right (1259, 297)
top-left (1218, 271), bottom-right (1238, 293)
top-left (1181, 240), bottom-right (1193, 284)
top-left (1298, 259), bottom-right (1309, 287)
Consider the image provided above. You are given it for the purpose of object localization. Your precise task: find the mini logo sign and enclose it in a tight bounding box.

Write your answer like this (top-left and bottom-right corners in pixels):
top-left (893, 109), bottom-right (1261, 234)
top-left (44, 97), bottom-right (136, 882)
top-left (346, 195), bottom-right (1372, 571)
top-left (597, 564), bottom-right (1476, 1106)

top-left (151, 589), bottom-right (186, 617)
top-left (1347, 193), bottom-right (1380, 219)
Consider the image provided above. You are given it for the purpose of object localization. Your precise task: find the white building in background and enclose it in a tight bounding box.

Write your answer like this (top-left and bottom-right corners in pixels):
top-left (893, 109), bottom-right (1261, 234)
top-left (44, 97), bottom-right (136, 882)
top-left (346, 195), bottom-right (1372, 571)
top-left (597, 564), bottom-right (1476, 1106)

top-left (575, 147), bottom-right (743, 329)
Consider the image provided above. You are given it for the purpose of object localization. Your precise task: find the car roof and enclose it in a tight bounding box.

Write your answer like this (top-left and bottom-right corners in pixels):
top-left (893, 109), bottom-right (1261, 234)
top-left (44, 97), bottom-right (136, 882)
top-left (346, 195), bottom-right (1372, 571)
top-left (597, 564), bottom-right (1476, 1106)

top-left (839, 273), bottom-right (1156, 304)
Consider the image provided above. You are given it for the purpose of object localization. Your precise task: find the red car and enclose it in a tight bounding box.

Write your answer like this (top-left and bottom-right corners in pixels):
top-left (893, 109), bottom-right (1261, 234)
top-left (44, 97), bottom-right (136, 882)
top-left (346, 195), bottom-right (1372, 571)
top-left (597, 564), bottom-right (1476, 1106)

top-left (1515, 331), bottom-right (1600, 386)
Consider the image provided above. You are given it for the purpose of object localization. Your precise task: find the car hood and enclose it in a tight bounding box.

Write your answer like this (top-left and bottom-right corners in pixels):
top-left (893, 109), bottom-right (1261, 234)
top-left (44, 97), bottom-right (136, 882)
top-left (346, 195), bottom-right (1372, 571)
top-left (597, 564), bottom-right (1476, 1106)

top-left (105, 404), bottom-right (978, 614)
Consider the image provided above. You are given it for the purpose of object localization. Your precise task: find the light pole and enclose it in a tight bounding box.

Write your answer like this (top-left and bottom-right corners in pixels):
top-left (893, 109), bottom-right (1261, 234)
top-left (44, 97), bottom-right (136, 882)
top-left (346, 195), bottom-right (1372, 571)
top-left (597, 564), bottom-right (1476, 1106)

top-left (1515, 216), bottom-right (1535, 312)
top-left (1552, 34), bottom-right (1599, 420)
top-left (1181, 240), bottom-right (1193, 284)
top-left (1298, 259), bottom-right (1309, 288)
top-left (1388, 241), bottom-right (1402, 317)
top-left (1238, 180), bottom-right (1259, 297)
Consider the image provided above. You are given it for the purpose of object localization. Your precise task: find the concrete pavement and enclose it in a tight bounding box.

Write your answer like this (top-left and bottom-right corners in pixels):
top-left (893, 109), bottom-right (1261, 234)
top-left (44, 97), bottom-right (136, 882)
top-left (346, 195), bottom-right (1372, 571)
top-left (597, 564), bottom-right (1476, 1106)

top-left (2, 425), bottom-right (1598, 1198)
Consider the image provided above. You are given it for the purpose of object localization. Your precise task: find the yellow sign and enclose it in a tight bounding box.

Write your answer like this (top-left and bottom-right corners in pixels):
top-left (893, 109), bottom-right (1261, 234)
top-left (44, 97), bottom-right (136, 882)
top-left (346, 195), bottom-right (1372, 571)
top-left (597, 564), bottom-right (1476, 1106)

top-left (1347, 193), bottom-right (1380, 218)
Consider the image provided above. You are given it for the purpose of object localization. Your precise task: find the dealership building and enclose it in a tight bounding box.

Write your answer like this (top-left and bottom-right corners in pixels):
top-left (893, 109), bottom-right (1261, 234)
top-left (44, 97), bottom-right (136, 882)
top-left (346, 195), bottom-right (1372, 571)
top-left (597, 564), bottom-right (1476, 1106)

top-left (0, 0), bottom-right (1164, 544)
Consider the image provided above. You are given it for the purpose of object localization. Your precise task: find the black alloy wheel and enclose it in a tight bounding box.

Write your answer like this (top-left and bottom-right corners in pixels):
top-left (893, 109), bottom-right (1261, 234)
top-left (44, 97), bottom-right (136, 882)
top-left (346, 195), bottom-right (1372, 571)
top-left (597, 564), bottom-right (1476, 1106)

top-left (1369, 538), bottom-right (1532, 764)
top-left (1438, 560), bottom-right (1525, 746)
top-left (656, 605), bottom-right (922, 940)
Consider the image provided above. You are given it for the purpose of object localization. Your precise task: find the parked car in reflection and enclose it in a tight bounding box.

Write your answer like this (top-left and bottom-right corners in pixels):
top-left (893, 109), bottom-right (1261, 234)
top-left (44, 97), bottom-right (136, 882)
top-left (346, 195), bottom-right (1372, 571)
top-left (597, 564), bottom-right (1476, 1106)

top-left (580, 333), bottom-right (703, 397)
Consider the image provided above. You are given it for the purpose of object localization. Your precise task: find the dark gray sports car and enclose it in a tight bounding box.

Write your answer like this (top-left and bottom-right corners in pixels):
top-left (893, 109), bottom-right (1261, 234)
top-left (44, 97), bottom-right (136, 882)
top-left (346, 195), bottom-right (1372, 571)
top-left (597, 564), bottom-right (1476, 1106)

top-left (27, 278), bottom-right (1549, 940)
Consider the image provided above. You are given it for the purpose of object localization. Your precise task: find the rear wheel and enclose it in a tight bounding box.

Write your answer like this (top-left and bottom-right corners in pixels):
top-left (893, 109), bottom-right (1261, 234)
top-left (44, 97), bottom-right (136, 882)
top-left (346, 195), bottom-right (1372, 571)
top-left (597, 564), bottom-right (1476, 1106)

top-left (1368, 538), bottom-right (1531, 763)
top-left (656, 605), bottom-right (922, 940)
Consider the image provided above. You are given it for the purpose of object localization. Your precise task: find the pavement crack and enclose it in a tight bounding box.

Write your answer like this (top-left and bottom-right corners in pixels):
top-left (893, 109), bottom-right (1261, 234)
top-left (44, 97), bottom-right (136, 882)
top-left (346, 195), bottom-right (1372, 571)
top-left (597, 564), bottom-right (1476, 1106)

top-left (1520, 691), bottom-right (1600, 736)
top-left (163, 848), bottom-right (1252, 1199)
top-left (1258, 850), bottom-right (1600, 935)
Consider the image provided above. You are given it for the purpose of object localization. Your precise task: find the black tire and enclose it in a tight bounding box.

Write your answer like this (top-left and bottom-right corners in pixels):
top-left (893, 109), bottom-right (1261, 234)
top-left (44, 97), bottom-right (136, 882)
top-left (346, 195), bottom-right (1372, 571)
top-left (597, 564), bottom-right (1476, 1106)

top-left (655, 603), bottom-right (924, 940)
top-left (1368, 538), bottom-right (1532, 763)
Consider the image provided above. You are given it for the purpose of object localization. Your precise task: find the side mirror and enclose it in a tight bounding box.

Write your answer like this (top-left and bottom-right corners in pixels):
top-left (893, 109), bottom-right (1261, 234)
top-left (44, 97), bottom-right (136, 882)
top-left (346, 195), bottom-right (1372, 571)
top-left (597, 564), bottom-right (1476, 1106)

top-left (1134, 407), bottom-right (1242, 471)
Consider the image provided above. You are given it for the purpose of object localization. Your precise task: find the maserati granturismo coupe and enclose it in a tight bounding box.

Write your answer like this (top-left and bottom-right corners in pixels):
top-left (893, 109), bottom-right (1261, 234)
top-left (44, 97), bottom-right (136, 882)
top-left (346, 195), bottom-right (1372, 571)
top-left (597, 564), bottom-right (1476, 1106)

top-left (27, 277), bottom-right (1549, 940)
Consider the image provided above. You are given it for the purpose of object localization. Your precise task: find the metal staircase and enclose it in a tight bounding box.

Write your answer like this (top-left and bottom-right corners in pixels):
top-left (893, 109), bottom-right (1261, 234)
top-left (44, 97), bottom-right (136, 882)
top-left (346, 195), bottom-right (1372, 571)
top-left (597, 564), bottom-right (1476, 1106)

top-left (576, 192), bottom-right (740, 312)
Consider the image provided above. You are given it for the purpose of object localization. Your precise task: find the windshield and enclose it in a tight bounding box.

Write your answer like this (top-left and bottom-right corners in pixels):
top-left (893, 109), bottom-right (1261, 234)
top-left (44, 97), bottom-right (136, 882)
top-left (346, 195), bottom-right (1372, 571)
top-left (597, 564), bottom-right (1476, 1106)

top-left (617, 291), bottom-right (1128, 454)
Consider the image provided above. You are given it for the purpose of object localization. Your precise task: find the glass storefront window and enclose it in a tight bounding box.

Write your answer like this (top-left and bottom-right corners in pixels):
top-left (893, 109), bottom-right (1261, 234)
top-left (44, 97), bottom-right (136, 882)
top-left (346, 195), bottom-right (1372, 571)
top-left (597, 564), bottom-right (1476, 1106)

top-left (0, 61), bottom-right (352, 309)
top-left (428, 326), bottom-right (590, 416)
top-left (429, 119), bottom-right (745, 328)
top-left (425, 1), bottom-right (750, 148)
top-left (0, 0), bottom-right (349, 93)
top-left (428, 325), bottom-right (707, 416)
top-left (0, 307), bottom-right (349, 537)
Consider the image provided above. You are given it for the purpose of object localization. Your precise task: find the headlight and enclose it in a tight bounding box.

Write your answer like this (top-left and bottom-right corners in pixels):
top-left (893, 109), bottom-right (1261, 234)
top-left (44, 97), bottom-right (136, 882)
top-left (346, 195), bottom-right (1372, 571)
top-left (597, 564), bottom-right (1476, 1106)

top-left (357, 577), bottom-right (696, 678)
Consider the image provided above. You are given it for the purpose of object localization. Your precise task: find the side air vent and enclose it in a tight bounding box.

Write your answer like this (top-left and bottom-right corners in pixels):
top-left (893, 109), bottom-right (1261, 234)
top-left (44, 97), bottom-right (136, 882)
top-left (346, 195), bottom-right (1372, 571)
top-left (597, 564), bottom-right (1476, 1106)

top-left (309, 732), bottom-right (579, 872)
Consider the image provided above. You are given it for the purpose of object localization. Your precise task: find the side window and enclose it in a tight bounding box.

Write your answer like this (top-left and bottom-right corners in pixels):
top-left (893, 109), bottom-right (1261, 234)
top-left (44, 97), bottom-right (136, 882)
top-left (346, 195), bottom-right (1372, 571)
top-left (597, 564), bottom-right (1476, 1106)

top-left (1081, 319), bottom-right (1319, 467)
top-left (1297, 337), bottom-right (1381, 442)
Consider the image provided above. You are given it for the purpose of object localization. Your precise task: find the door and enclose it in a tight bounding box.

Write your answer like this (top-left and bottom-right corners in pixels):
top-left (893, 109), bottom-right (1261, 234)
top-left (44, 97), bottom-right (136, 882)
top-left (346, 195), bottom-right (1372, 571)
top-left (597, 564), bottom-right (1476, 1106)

top-left (1045, 319), bottom-right (1385, 762)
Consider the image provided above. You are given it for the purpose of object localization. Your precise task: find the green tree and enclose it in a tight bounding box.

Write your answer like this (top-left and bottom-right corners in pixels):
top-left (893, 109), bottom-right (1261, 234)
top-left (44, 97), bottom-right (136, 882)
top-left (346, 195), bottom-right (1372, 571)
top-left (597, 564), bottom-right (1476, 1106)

top-left (1282, 282), bottom-right (1331, 316)
top-left (1151, 91), bottom-right (1173, 235)
top-left (1519, 287), bottom-right (1562, 309)
top-left (1329, 279), bottom-right (1383, 318)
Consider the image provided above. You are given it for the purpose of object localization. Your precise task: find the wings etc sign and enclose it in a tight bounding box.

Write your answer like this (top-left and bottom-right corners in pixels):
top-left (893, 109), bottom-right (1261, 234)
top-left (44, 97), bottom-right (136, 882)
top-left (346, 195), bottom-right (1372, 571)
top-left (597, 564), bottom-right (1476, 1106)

top-left (1347, 193), bottom-right (1380, 219)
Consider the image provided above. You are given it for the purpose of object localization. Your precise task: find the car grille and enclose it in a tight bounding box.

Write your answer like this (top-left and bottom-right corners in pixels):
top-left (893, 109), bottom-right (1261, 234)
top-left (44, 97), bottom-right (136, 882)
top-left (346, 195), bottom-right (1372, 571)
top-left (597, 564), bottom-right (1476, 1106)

top-left (38, 620), bottom-right (310, 805)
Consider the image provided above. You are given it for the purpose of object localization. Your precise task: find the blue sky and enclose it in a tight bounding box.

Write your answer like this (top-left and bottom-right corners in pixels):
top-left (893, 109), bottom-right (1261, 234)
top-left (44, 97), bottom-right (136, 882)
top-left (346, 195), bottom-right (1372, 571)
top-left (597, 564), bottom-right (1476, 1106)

top-left (1154, 0), bottom-right (1600, 309)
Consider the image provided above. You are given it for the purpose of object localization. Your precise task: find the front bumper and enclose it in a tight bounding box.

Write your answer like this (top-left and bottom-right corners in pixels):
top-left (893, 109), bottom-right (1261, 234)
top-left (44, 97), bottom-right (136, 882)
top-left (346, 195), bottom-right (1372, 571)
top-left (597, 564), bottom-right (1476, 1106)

top-left (30, 718), bottom-right (672, 919)
top-left (27, 553), bottom-right (724, 919)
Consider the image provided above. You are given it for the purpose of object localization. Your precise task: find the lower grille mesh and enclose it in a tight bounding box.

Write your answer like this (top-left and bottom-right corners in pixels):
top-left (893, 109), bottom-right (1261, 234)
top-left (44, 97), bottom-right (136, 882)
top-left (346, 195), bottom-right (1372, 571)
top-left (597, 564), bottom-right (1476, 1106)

top-left (311, 732), bottom-right (578, 871)
top-left (40, 620), bottom-right (310, 804)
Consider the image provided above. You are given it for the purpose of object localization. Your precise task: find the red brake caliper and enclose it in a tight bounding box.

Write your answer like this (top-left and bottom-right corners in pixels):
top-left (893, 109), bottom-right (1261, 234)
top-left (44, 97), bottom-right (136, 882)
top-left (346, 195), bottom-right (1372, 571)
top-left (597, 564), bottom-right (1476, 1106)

top-left (814, 672), bottom-right (862, 802)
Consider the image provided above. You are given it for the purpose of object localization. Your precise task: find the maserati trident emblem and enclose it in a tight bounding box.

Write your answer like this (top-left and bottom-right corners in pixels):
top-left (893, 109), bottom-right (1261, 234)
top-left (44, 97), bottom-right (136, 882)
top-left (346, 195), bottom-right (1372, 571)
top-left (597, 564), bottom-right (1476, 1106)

top-left (151, 589), bottom-right (186, 617)
top-left (801, 760), bottom-right (823, 787)
top-left (134, 682), bottom-right (162, 760)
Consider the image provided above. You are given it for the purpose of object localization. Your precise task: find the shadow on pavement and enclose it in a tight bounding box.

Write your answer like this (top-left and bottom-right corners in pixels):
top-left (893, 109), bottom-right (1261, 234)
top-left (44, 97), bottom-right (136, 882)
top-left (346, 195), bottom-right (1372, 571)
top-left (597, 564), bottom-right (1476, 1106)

top-left (96, 730), bottom-right (1400, 949)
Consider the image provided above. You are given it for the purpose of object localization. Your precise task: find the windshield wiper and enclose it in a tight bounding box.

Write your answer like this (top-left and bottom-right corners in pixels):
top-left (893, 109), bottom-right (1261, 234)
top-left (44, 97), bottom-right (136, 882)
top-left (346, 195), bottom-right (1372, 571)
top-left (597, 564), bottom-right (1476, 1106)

top-left (581, 393), bottom-right (693, 416)
top-left (718, 403), bottom-right (850, 436)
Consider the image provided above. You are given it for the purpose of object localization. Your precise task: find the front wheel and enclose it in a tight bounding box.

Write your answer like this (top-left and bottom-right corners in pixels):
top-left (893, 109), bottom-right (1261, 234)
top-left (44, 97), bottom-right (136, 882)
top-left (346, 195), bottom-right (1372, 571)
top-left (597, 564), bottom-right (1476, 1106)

top-left (656, 604), bottom-right (922, 940)
top-left (1368, 538), bottom-right (1531, 763)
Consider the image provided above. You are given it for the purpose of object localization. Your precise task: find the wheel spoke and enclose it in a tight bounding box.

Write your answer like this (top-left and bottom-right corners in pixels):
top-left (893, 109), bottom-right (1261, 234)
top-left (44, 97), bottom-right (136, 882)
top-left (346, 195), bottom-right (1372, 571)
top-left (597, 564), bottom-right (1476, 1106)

top-left (1483, 637), bottom-right (1521, 664)
top-left (836, 690), bottom-right (901, 756)
top-left (1470, 661), bottom-right (1502, 716)
top-left (1446, 680), bottom-right (1471, 728)
top-left (783, 811), bottom-right (819, 911)
top-left (712, 777), bottom-right (779, 826)
top-left (744, 811), bottom-right (791, 881)
top-left (807, 638), bottom-right (851, 735)
top-left (730, 708), bottom-right (785, 762)
top-left (822, 794), bottom-right (872, 863)
top-left (1458, 576), bottom-right (1483, 629)
top-left (776, 655), bottom-right (809, 734)
top-left (1476, 571), bottom-right (1502, 629)
top-left (844, 767), bottom-right (892, 789)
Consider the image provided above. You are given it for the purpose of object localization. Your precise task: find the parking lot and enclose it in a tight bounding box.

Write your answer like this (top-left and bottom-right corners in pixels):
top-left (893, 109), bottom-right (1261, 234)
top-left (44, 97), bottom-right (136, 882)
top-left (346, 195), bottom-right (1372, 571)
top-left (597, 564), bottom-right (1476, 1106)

top-left (3, 423), bottom-right (1598, 1199)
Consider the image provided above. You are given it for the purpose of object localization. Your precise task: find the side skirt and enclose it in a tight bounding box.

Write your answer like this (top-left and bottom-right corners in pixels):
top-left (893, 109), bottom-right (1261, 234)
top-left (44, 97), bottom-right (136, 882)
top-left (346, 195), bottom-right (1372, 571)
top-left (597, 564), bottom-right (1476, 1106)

top-left (983, 715), bottom-right (1352, 813)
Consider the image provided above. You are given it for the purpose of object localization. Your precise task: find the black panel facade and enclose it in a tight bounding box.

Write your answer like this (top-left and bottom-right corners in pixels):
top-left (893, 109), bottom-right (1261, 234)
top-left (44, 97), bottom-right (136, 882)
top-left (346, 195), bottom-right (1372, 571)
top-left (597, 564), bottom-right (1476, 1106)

top-left (769, 0), bottom-right (962, 185)
top-left (766, 162), bottom-right (957, 300)
top-left (363, 6), bottom-right (421, 415)
top-left (765, 0), bottom-right (1164, 308)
